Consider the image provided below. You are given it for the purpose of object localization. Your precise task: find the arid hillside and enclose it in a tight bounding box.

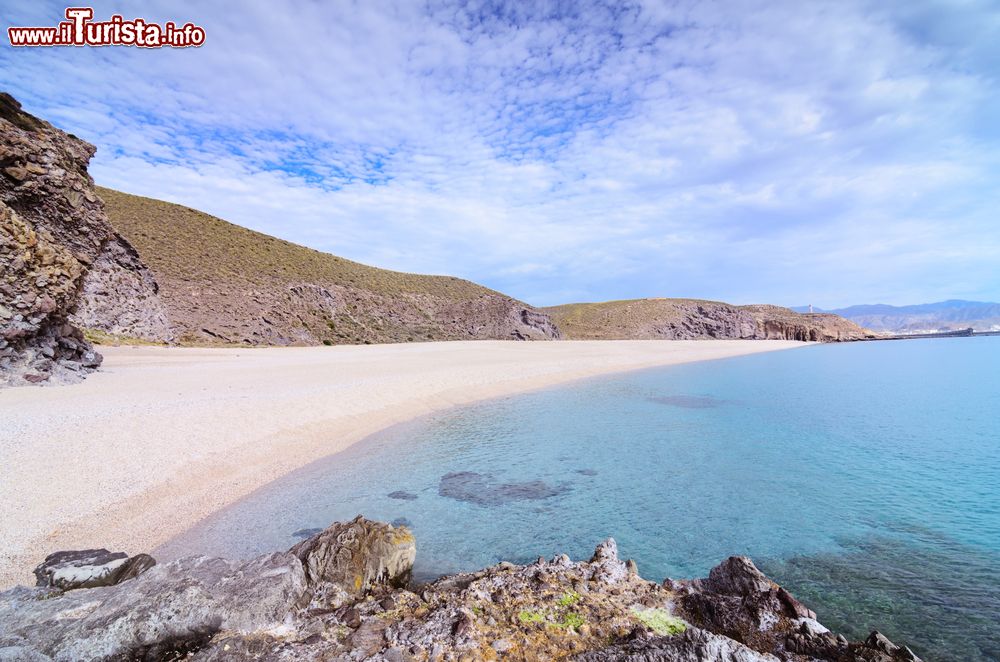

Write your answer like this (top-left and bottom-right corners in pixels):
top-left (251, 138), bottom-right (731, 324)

top-left (544, 298), bottom-right (872, 342)
top-left (84, 187), bottom-right (559, 346)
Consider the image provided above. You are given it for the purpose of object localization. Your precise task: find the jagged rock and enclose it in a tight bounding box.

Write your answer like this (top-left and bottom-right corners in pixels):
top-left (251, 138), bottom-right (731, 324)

top-left (0, 553), bottom-right (306, 661)
top-left (575, 627), bottom-right (781, 661)
top-left (672, 556), bottom-right (922, 662)
top-left (33, 548), bottom-right (155, 590)
top-left (0, 519), bottom-right (925, 662)
top-left (70, 234), bottom-right (172, 342)
top-left (0, 92), bottom-right (168, 387)
top-left (291, 515), bottom-right (416, 608)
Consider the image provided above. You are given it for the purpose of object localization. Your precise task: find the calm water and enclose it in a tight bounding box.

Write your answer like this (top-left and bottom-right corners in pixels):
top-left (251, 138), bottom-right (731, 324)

top-left (160, 338), bottom-right (1000, 661)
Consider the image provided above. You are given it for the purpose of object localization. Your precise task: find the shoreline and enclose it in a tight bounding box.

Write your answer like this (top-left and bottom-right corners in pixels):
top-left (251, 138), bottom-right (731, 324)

top-left (0, 339), bottom-right (808, 588)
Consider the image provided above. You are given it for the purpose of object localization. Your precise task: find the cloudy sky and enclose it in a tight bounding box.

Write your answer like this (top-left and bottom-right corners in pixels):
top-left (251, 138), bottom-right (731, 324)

top-left (2, 0), bottom-right (998, 308)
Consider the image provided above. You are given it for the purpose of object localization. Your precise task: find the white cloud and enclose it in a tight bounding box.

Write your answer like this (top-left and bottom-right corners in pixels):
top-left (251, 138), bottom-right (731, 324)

top-left (2, 0), bottom-right (998, 308)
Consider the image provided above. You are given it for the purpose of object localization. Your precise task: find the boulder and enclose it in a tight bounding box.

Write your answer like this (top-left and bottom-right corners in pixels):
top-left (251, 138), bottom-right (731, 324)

top-left (33, 549), bottom-right (155, 591)
top-left (291, 515), bottom-right (415, 607)
top-left (0, 552), bottom-right (306, 661)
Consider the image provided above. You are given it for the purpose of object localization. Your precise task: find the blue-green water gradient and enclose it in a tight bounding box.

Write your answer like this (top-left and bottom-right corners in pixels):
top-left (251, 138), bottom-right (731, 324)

top-left (160, 338), bottom-right (1000, 661)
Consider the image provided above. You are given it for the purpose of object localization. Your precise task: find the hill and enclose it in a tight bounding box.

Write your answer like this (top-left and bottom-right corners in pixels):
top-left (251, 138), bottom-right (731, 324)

top-left (793, 300), bottom-right (1000, 333)
top-left (75, 188), bottom-right (559, 346)
top-left (543, 299), bottom-right (872, 342)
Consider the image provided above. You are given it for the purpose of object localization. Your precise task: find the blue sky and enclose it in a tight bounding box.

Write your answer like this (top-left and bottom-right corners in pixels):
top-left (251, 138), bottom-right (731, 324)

top-left (2, 0), bottom-right (998, 308)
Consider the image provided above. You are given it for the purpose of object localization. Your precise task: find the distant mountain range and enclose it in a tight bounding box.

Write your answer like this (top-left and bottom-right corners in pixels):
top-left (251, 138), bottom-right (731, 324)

top-left (792, 300), bottom-right (1000, 333)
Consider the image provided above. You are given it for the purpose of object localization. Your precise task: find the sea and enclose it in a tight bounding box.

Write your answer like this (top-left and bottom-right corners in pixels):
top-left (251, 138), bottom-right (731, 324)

top-left (158, 337), bottom-right (1000, 661)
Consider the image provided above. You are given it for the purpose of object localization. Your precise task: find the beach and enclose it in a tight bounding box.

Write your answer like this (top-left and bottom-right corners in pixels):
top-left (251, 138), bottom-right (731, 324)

top-left (0, 339), bottom-right (805, 588)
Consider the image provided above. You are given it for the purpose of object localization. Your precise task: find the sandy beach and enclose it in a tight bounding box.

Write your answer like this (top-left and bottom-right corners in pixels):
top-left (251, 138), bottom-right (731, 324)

top-left (0, 339), bottom-right (806, 588)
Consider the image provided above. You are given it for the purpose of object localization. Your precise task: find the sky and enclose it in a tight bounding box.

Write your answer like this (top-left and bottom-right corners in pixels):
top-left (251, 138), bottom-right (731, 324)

top-left (2, 0), bottom-right (998, 308)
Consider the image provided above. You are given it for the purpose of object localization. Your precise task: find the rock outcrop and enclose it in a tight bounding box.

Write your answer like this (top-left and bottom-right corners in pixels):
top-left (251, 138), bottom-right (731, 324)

top-left (0, 92), bottom-right (168, 386)
top-left (0, 517), bottom-right (925, 662)
top-left (741, 305), bottom-right (872, 342)
top-left (70, 234), bottom-right (172, 342)
top-left (543, 299), bottom-right (873, 342)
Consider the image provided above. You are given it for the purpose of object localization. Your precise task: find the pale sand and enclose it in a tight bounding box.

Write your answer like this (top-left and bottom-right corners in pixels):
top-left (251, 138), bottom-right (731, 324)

top-left (0, 339), bottom-right (807, 587)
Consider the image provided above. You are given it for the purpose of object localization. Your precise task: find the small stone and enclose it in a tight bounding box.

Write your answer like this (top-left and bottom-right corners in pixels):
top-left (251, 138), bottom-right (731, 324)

top-left (64, 190), bottom-right (83, 209)
top-left (3, 165), bottom-right (28, 181)
top-left (342, 607), bottom-right (362, 629)
top-left (453, 610), bottom-right (473, 637)
top-left (491, 639), bottom-right (513, 652)
top-left (383, 646), bottom-right (404, 662)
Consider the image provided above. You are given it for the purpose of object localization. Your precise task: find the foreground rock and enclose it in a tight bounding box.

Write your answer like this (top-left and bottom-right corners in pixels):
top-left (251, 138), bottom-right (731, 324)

top-left (33, 549), bottom-right (156, 591)
top-left (0, 92), bottom-right (170, 387)
top-left (0, 517), bottom-right (922, 661)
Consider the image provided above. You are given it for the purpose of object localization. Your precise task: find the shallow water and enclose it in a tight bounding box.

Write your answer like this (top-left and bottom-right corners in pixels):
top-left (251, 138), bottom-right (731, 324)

top-left (160, 337), bottom-right (1000, 661)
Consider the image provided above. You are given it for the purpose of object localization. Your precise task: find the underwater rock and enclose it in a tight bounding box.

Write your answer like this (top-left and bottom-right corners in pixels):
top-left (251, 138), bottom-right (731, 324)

top-left (438, 471), bottom-right (571, 506)
top-left (650, 394), bottom-right (726, 408)
top-left (387, 490), bottom-right (418, 500)
top-left (291, 527), bottom-right (323, 539)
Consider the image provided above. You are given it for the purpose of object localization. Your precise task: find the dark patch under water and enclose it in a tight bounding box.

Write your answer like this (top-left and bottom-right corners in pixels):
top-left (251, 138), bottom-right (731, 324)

top-left (575, 468), bottom-right (598, 476)
top-left (291, 527), bottom-right (322, 539)
top-left (760, 530), bottom-right (1000, 662)
top-left (649, 394), bottom-right (726, 408)
top-left (438, 471), bottom-right (571, 506)
top-left (388, 490), bottom-right (418, 501)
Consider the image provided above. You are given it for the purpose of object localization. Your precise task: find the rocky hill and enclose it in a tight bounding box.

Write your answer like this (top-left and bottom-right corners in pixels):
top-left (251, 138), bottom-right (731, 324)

top-left (84, 187), bottom-right (559, 346)
top-left (795, 300), bottom-right (1000, 334)
top-left (0, 516), bottom-right (924, 661)
top-left (543, 299), bottom-right (873, 342)
top-left (0, 93), bottom-right (170, 387)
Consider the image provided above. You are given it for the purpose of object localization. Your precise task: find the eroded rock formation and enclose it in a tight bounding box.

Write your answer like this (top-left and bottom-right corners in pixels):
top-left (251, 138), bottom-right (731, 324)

top-left (0, 92), bottom-right (169, 386)
top-left (544, 299), bottom-right (874, 342)
top-left (0, 516), bottom-right (925, 661)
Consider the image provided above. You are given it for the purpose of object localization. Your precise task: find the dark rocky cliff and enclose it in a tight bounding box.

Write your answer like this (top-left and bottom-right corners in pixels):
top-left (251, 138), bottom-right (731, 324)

top-left (0, 93), bottom-right (168, 386)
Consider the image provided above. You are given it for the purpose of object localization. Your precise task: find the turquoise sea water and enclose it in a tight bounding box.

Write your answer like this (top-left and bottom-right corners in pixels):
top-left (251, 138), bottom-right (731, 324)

top-left (160, 337), bottom-right (1000, 661)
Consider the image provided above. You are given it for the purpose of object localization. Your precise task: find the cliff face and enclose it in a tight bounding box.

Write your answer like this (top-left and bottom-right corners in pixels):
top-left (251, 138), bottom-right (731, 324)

top-left (543, 299), bottom-right (872, 342)
top-left (741, 304), bottom-right (873, 342)
top-left (0, 93), bottom-right (168, 386)
top-left (93, 187), bottom-right (559, 346)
